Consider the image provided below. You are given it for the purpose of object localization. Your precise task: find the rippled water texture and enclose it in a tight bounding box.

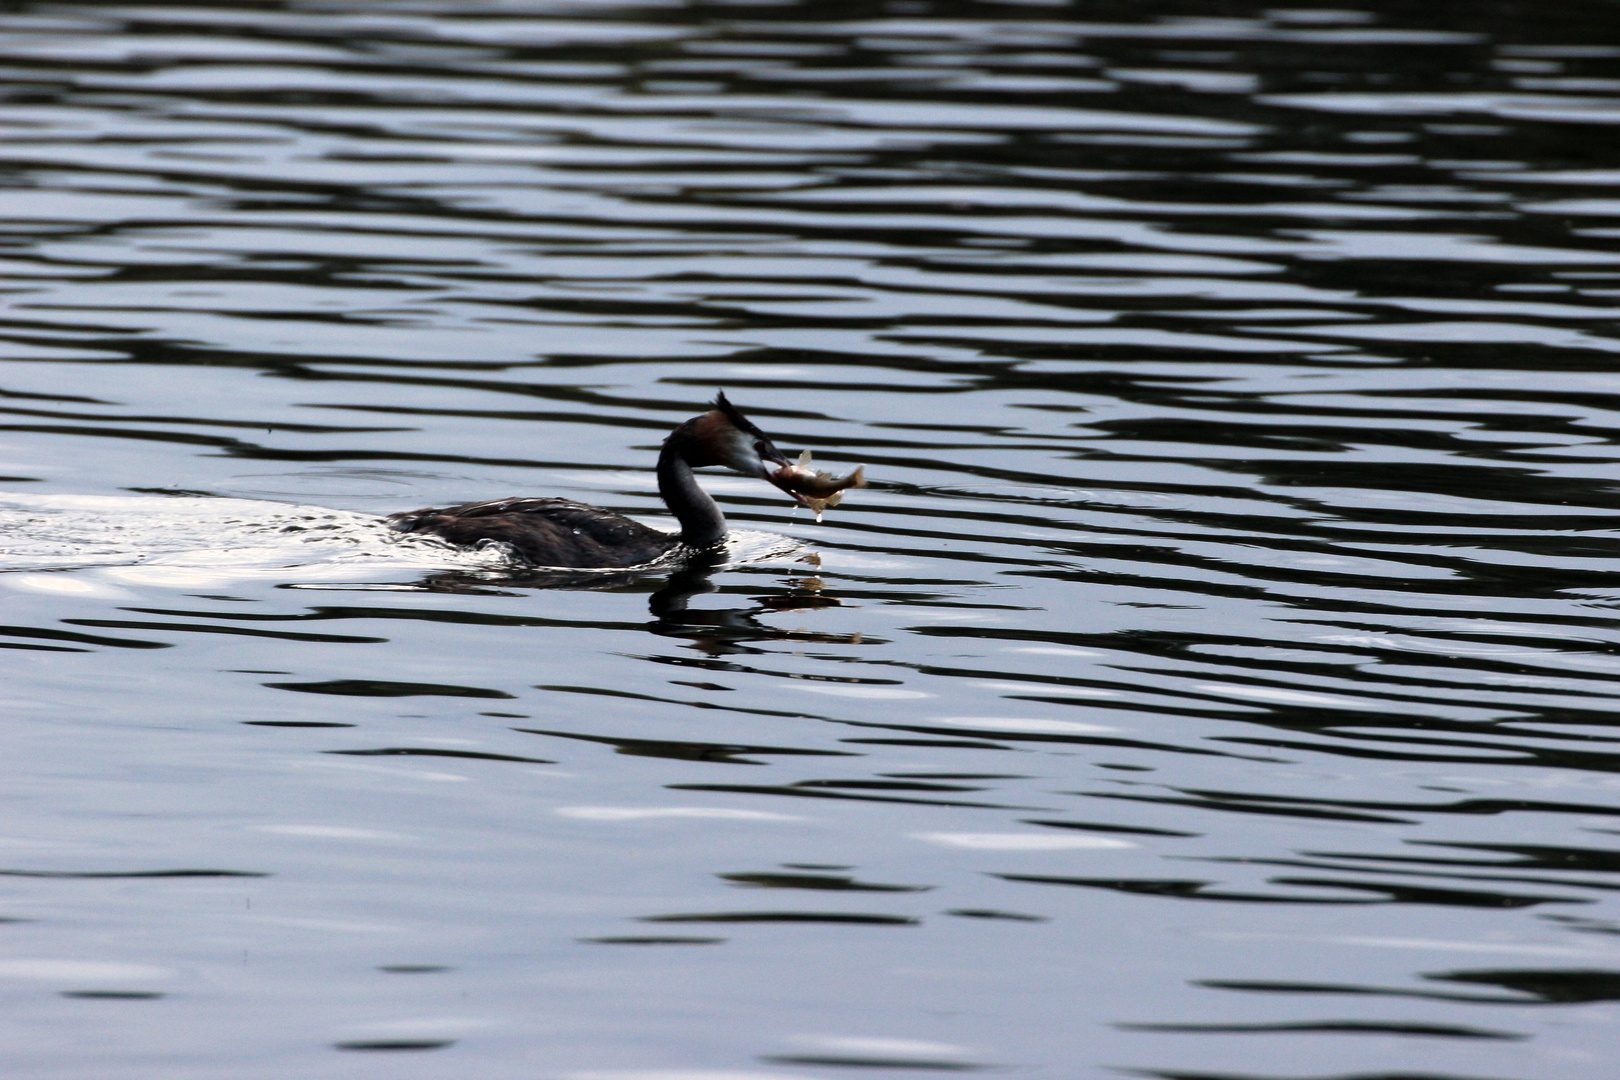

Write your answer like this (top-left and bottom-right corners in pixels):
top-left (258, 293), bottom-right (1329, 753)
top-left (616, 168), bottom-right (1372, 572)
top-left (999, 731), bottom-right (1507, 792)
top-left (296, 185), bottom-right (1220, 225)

top-left (4, 1), bottom-right (1620, 1077)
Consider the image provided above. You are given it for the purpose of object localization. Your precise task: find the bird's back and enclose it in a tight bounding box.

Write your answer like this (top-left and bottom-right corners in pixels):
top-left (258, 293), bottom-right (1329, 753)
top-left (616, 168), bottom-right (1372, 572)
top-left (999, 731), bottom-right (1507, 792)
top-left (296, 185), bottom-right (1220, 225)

top-left (387, 497), bottom-right (679, 568)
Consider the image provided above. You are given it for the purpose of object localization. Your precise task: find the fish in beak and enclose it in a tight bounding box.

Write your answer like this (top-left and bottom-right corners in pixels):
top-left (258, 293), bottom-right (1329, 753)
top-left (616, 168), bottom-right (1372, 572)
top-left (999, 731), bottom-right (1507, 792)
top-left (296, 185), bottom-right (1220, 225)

top-left (769, 450), bottom-right (866, 521)
top-left (703, 392), bottom-right (866, 519)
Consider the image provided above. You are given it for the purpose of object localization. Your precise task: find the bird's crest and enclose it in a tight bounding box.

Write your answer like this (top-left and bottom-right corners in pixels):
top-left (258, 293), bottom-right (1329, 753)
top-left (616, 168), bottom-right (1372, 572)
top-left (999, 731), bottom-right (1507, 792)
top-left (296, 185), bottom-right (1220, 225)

top-left (714, 391), bottom-right (769, 440)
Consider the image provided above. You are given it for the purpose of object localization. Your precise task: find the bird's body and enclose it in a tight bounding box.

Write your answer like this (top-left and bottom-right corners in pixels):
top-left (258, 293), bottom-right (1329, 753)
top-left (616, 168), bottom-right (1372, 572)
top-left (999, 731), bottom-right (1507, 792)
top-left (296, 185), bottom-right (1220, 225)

top-left (387, 394), bottom-right (829, 569)
top-left (387, 496), bottom-right (680, 568)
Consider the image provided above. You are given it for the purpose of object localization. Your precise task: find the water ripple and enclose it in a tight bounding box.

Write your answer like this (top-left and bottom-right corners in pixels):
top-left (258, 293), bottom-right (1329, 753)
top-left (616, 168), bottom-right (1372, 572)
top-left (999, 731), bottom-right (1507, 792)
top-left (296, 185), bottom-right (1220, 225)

top-left (3, 2), bottom-right (1620, 1077)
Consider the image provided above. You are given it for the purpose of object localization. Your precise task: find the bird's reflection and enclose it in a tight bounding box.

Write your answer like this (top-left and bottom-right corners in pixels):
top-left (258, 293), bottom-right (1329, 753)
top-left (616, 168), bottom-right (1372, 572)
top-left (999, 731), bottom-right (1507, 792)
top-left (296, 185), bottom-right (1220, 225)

top-left (647, 556), bottom-right (852, 656)
top-left (397, 550), bottom-right (854, 657)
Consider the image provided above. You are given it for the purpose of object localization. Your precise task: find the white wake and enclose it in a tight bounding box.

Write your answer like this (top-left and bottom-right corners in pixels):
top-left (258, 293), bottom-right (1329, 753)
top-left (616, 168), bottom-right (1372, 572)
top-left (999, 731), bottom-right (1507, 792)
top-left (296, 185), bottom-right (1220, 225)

top-left (0, 492), bottom-right (804, 590)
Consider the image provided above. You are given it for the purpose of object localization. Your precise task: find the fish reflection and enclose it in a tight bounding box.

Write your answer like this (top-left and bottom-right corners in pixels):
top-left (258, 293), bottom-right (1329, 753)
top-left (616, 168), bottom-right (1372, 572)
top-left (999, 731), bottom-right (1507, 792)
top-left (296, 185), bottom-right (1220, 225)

top-left (648, 561), bottom-right (862, 656)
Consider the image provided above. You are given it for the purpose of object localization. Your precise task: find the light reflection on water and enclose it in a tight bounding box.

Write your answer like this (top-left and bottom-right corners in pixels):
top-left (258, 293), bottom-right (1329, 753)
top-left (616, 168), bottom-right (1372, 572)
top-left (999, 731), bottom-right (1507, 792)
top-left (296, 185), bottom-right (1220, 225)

top-left (3, 1), bottom-right (1620, 1077)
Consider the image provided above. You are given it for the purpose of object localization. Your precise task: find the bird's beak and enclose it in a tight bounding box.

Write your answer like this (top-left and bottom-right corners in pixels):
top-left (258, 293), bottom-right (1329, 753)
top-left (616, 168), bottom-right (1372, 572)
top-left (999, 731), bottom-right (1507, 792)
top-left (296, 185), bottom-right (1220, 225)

top-left (761, 448), bottom-right (814, 507)
top-left (754, 440), bottom-right (790, 476)
top-left (775, 481), bottom-right (814, 509)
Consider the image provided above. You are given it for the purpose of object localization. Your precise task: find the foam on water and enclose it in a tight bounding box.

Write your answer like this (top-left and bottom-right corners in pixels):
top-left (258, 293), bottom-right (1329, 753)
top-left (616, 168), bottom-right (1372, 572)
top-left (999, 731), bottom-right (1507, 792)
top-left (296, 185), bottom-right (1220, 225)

top-left (0, 492), bottom-right (804, 586)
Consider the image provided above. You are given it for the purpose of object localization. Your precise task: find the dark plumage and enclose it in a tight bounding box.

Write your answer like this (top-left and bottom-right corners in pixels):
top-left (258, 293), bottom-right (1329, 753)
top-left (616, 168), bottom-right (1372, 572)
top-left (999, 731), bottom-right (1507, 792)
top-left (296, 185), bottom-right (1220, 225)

top-left (387, 394), bottom-right (802, 570)
top-left (387, 496), bottom-right (680, 568)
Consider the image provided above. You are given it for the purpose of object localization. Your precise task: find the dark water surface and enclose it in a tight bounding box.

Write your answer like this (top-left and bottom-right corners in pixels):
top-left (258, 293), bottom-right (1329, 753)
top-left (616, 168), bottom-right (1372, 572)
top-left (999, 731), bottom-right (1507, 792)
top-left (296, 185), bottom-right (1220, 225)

top-left (4, 1), bottom-right (1620, 1077)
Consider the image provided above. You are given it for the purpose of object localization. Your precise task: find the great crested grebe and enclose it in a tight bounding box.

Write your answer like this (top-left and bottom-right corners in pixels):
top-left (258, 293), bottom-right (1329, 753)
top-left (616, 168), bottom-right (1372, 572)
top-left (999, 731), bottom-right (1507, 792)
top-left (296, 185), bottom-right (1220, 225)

top-left (388, 394), bottom-right (857, 569)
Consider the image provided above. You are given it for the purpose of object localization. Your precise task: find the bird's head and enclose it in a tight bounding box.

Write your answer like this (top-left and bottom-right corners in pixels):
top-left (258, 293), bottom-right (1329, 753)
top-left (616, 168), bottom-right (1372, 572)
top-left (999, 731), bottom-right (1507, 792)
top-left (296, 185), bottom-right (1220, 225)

top-left (683, 392), bottom-right (791, 474)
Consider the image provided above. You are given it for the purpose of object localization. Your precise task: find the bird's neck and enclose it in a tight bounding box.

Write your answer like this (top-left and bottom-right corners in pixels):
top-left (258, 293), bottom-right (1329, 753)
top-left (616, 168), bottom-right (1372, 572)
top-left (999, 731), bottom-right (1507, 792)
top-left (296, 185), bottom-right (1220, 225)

top-left (657, 439), bottom-right (727, 549)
